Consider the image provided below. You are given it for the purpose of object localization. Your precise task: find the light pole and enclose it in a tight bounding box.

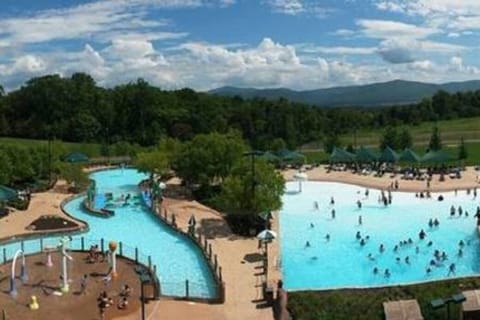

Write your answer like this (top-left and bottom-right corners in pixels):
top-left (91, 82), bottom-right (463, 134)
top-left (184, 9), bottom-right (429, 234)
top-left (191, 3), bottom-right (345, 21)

top-left (138, 273), bottom-right (151, 320)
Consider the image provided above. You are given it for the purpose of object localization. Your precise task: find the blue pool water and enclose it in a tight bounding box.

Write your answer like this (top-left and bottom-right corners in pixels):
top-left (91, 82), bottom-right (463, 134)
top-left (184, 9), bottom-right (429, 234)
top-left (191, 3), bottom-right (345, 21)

top-left (0, 169), bottom-right (217, 298)
top-left (280, 181), bottom-right (480, 291)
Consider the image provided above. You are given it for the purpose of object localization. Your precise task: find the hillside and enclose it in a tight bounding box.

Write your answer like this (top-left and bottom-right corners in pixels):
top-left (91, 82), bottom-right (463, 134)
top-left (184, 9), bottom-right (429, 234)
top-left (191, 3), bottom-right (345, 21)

top-left (210, 80), bottom-right (480, 107)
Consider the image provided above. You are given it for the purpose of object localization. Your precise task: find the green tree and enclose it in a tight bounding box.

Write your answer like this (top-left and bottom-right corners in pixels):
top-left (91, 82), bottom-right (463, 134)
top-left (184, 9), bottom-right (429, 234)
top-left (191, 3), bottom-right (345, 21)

top-left (58, 163), bottom-right (89, 191)
top-left (323, 134), bottom-right (340, 154)
top-left (175, 131), bottom-right (247, 187)
top-left (134, 150), bottom-right (170, 179)
top-left (215, 159), bottom-right (285, 228)
top-left (270, 138), bottom-right (286, 153)
top-left (458, 137), bottom-right (468, 160)
top-left (0, 150), bottom-right (13, 185)
top-left (380, 126), bottom-right (398, 150)
top-left (398, 127), bottom-right (413, 150)
top-left (428, 125), bottom-right (442, 151)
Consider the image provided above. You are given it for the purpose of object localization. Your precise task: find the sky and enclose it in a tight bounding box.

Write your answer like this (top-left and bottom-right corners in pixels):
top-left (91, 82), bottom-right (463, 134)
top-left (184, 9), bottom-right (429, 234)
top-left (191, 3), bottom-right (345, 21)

top-left (0, 0), bottom-right (479, 91)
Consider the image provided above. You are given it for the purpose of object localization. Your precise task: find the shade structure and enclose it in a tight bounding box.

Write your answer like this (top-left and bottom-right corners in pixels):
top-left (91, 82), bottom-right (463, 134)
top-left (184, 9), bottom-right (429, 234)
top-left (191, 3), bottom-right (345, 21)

top-left (0, 185), bottom-right (17, 201)
top-left (379, 146), bottom-right (399, 163)
top-left (330, 147), bottom-right (356, 163)
top-left (421, 150), bottom-right (453, 163)
top-left (355, 146), bottom-right (378, 163)
top-left (259, 151), bottom-right (279, 163)
top-left (399, 148), bottom-right (420, 163)
top-left (257, 229), bottom-right (277, 241)
top-left (277, 149), bottom-right (305, 162)
top-left (62, 152), bottom-right (89, 163)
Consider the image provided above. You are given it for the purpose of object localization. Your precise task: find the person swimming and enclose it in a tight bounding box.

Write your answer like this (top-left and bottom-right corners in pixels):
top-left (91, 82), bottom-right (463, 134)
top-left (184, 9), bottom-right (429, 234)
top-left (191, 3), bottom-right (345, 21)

top-left (357, 201), bottom-right (362, 210)
top-left (459, 240), bottom-right (465, 247)
top-left (365, 189), bottom-right (369, 198)
top-left (360, 239), bottom-right (366, 246)
top-left (458, 206), bottom-right (463, 216)
top-left (408, 238), bottom-right (413, 244)
top-left (356, 231), bottom-right (361, 240)
top-left (384, 269), bottom-right (391, 277)
top-left (358, 215), bottom-right (362, 225)
top-left (419, 229), bottom-right (426, 240)
top-left (305, 241), bottom-right (311, 248)
top-left (428, 219), bottom-right (433, 228)
top-left (310, 223), bottom-right (315, 228)
top-left (393, 245), bottom-right (398, 252)
top-left (433, 219), bottom-right (439, 227)
top-left (427, 241), bottom-right (433, 247)
top-left (331, 209), bottom-right (336, 219)
top-left (458, 248), bottom-right (463, 257)
top-left (448, 263), bottom-right (456, 275)
top-left (330, 197), bottom-right (335, 205)
top-left (314, 201), bottom-right (319, 210)
top-left (405, 256), bottom-right (410, 264)
top-left (379, 244), bottom-right (385, 253)
top-left (441, 252), bottom-right (448, 260)
top-left (415, 246), bottom-right (420, 254)
top-left (450, 205), bottom-right (456, 217)
top-left (373, 267), bottom-right (378, 274)
top-left (426, 267), bottom-right (432, 275)
top-left (396, 257), bottom-right (401, 263)
top-left (325, 234), bottom-right (330, 241)
top-left (367, 253), bottom-right (375, 261)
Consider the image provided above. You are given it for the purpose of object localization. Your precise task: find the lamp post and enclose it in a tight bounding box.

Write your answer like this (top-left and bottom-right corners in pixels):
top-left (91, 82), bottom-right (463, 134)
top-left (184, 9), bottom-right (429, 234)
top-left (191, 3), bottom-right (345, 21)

top-left (138, 273), bottom-right (151, 320)
top-left (431, 293), bottom-right (466, 320)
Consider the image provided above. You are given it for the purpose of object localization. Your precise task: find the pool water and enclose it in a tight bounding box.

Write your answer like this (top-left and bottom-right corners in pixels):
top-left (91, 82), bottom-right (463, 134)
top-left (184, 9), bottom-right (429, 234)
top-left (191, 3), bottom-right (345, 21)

top-left (280, 181), bottom-right (480, 291)
top-left (1, 169), bottom-right (217, 298)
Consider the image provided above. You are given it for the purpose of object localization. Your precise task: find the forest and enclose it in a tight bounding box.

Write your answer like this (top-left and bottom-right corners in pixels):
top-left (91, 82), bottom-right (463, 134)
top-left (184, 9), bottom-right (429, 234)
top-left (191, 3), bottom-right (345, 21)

top-left (1, 73), bottom-right (480, 149)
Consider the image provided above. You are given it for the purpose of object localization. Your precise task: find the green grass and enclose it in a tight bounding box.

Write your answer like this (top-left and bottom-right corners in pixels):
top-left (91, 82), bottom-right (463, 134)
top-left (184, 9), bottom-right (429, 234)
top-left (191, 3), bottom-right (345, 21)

top-left (288, 277), bottom-right (480, 320)
top-left (301, 142), bottom-right (480, 165)
top-left (0, 137), bottom-right (103, 156)
top-left (338, 117), bottom-right (480, 147)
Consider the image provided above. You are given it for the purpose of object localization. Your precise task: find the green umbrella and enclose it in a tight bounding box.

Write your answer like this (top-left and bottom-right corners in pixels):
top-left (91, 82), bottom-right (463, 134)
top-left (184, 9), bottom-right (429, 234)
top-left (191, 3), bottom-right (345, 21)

top-left (0, 185), bottom-right (17, 202)
top-left (330, 147), bottom-right (356, 163)
top-left (259, 151), bottom-right (279, 163)
top-left (399, 148), bottom-right (420, 163)
top-left (277, 149), bottom-right (305, 162)
top-left (62, 152), bottom-right (89, 163)
top-left (355, 146), bottom-right (378, 163)
top-left (421, 150), bottom-right (453, 163)
top-left (379, 146), bottom-right (399, 163)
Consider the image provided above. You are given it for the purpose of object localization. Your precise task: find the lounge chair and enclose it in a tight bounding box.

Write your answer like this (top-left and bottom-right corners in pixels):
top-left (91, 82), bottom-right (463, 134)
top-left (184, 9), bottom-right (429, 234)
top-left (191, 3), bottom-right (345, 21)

top-left (383, 299), bottom-right (424, 320)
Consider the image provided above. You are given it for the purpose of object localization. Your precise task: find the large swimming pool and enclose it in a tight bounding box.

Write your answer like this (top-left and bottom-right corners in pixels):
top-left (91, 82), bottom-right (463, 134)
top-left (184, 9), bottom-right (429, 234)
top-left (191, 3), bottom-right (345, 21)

top-left (280, 181), bottom-right (480, 291)
top-left (0, 169), bottom-right (217, 298)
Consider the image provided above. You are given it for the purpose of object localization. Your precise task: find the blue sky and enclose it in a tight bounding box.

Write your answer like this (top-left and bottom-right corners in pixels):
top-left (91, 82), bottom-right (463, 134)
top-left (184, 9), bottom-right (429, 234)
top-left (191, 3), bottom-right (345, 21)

top-left (0, 0), bottom-right (479, 91)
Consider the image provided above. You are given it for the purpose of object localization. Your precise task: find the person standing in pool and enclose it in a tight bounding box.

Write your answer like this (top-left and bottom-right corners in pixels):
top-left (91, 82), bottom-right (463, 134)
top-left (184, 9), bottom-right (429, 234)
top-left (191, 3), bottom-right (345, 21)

top-left (314, 201), bottom-right (319, 210)
top-left (330, 197), bottom-right (335, 206)
top-left (448, 263), bottom-right (456, 275)
top-left (331, 209), bottom-right (336, 219)
top-left (419, 229), bottom-right (427, 240)
top-left (358, 215), bottom-right (362, 225)
top-left (357, 200), bottom-right (362, 210)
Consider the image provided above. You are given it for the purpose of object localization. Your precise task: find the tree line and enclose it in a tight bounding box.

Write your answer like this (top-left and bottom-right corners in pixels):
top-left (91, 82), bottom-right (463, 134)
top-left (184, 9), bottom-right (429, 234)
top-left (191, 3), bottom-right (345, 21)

top-left (1, 73), bottom-right (480, 149)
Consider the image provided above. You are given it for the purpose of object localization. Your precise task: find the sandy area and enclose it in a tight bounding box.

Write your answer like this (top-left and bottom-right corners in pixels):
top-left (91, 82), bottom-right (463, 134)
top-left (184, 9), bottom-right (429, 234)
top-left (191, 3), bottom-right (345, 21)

top-left (283, 166), bottom-right (480, 192)
top-left (0, 180), bottom-right (86, 242)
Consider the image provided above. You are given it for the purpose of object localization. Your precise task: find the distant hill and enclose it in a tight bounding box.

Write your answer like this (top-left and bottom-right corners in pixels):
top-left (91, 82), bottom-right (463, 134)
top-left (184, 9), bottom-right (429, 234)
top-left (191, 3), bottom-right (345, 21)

top-left (209, 80), bottom-right (480, 107)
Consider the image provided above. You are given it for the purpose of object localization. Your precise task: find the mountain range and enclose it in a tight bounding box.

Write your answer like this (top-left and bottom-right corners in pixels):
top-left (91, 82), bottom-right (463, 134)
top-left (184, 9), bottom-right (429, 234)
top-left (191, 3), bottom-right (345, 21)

top-left (209, 79), bottom-right (480, 107)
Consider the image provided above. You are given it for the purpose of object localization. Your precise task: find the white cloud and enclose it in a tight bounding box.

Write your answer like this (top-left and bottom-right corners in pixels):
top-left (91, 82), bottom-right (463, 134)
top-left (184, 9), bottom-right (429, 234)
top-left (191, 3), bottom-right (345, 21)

top-left (264, 0), bottom-right (305, 15)
top-left (356, 19), bottom-right (438, 39)
top-left (297, 44), bottom-right (376, 55)
top-left (0, 0), bottom-right (228, 45)
top-left (449, 56), bottom-right (480, 74)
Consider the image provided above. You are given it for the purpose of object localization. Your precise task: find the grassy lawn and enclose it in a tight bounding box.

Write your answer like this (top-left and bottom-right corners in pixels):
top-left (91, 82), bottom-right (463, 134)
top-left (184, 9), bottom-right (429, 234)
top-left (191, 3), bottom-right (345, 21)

top-left (288, 277), bottom-right (480, 320)
top-left (338, 117), bottom-right (480, 147)
top-left (0, 137), bottom-right (103, 156)
top-left (301, 142), bottom-right (480, 165)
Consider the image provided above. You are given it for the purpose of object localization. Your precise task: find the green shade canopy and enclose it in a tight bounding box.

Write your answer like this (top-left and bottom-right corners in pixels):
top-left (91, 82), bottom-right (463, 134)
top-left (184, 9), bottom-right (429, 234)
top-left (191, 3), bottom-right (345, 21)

top-left (0, 185), bottom-right (17, 201)
top-left (259, 151), bottom-right (279, 162)
top-left (276, 149), bottom-right (305, 162)
top-left (355, 146), bottom-right (378, 163)
top-left (62, 152), bottom-right (89, 163)
top-left (421, 150), bottom-right (453, 163)
top-left (399, 148), bottom-right (420, 162)
top-left (379, 146), bottom-right (399, 163)
top-left (330, 147), bottom-right (356, 163)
